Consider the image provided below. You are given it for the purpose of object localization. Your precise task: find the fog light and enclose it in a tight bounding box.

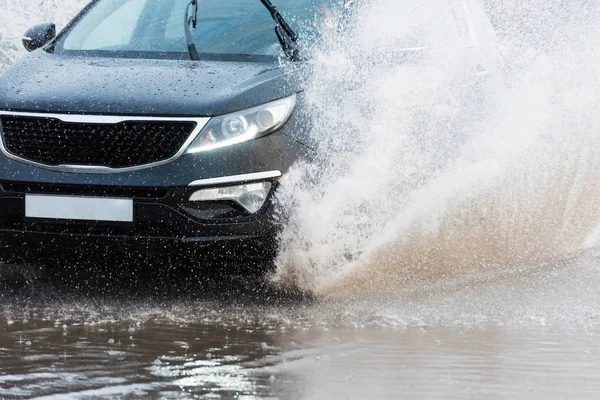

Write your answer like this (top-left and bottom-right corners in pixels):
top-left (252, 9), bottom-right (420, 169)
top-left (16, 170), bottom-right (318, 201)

top-left (189, 182), bottom-right (272, 214)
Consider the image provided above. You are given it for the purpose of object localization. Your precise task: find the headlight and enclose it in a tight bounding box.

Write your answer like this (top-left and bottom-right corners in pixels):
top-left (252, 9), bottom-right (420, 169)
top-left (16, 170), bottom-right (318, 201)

top-left (186, 95), bottom-right (296, 153)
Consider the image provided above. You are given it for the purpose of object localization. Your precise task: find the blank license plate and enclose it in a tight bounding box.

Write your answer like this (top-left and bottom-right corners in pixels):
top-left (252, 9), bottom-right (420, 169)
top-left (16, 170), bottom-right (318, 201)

top-left (25, 194), bottom-right (134, 223)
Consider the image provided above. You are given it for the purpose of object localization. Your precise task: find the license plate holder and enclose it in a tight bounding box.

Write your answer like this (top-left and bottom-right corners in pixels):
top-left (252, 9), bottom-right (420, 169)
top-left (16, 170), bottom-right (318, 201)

top-left (25, 194), bottom-right (134, 223)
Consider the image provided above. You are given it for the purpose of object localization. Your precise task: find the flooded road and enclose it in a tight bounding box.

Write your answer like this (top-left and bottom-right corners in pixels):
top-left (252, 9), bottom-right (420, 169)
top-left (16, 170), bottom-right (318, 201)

top-left (1, 250), bottom-right (600, 399)
top-left (3, 317), bottom-right (600, 399)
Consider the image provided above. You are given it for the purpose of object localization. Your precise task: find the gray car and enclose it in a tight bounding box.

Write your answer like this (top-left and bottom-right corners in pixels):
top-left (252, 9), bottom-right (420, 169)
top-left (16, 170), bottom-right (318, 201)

top-left (0, 0), bottom-right (500, 272)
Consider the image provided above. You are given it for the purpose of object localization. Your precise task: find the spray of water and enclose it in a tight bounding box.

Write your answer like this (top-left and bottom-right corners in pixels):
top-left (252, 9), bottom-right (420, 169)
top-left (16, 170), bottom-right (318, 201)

top-left (272, 0), bottom-right (600, 297)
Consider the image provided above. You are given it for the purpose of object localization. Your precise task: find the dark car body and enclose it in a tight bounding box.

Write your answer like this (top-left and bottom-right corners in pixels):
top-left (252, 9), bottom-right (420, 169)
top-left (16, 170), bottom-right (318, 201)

top-left (0, 0), bottom-right (499, 271)
top-left (0, 0), bottom-right (331, 270)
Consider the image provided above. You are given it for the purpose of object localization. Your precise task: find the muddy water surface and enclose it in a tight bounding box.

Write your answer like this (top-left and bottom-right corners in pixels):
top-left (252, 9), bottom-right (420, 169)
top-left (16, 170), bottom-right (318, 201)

top-left (1, 251), bottom-right (599, 399)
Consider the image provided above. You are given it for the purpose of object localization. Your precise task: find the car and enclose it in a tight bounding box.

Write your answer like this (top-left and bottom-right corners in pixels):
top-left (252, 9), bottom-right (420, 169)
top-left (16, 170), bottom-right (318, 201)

top-left (0, 0), bottom-right (499, 273)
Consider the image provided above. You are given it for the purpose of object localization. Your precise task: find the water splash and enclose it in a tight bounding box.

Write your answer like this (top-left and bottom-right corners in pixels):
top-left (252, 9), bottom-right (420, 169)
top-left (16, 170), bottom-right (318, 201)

top-left (272, 0), bottom-right (600, 296)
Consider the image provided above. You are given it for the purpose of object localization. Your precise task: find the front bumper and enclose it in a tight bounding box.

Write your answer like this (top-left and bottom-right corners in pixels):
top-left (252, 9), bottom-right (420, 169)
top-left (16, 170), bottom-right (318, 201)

top-left (0, 178), bottom-right (280, 263)
top-left (0, 129), bottom-right (309, 265)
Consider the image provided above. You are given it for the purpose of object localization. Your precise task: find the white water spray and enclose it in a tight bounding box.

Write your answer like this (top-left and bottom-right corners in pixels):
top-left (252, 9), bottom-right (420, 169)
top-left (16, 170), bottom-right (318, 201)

top-left (273, 0), bottom-right (600, 296)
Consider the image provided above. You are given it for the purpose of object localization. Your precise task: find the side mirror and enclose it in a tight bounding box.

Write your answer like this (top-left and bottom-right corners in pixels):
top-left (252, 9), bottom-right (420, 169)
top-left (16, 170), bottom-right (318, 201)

top-left (22, 23), bottom-right (56, 52)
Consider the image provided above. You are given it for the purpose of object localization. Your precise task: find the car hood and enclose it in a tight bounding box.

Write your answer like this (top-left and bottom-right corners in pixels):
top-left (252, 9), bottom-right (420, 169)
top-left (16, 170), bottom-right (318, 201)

top-left (0, 51), bottom-right (301, 116)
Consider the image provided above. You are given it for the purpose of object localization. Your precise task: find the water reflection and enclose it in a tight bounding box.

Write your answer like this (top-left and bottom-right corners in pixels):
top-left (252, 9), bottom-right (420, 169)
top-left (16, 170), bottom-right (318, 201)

top-left (3, 312), bottom-right (600, 399)
top-left (0, 251), bottom-right (599, 399)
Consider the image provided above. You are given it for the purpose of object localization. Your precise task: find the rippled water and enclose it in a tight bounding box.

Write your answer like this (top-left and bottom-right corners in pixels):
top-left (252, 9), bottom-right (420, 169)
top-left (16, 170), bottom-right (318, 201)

top-left (3, 321), bottom-right (600, 399)
top-left (0, 250), bottom-right (599, 398)
top-left (1, 0), bottom-right (599, 398)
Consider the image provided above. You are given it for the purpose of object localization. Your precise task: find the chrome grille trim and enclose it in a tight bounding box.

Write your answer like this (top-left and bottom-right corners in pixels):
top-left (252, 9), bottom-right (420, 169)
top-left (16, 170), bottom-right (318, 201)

top-left (0, 111), bottom-right (210, 174)
top-left (188, 171), bottom-right (282, 187)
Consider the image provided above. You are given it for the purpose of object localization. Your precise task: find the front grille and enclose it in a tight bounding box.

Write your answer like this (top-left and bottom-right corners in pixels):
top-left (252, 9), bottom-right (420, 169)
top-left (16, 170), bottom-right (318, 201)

top-left (0, 116), bottom-right (197, 169)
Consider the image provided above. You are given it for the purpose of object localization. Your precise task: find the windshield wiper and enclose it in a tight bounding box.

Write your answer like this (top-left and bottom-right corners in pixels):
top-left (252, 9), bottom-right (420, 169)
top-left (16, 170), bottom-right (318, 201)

top-left (258, 0), bottom-right (300, 61)
top-left (184, 0), bottom-right (200, 60)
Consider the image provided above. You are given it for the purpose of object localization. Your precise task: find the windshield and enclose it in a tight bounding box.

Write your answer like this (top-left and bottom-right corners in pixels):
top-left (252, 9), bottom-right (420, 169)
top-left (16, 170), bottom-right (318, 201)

top-left (55, 0), bottom-right (342, 60)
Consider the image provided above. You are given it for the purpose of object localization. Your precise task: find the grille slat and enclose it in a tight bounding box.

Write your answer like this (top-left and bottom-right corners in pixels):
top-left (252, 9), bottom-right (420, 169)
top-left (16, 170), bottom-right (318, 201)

top-left (0, 116), bottom-right (197, 169)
